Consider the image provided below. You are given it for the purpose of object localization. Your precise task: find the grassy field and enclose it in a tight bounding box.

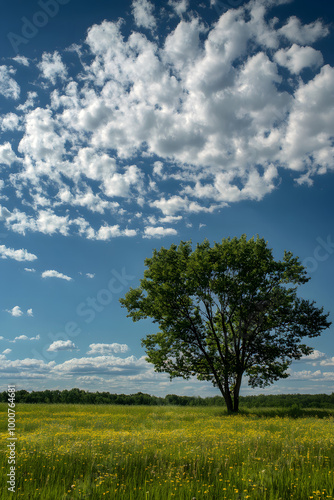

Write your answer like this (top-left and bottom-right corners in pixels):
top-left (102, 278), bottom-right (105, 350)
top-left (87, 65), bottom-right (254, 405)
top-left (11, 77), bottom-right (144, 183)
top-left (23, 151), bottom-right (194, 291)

top-left (1, 404), bottom-right (334, 499)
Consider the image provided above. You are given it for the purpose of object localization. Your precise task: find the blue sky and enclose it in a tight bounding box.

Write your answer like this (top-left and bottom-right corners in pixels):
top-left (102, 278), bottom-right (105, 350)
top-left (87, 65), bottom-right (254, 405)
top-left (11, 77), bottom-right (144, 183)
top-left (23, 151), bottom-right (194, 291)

top-left (0, 0), bottom-right (333, 397)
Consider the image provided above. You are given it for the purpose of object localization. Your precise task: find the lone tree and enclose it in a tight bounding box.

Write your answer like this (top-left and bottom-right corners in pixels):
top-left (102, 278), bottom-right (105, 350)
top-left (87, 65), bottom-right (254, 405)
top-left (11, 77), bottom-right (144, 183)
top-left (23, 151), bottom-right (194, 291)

top-left (120, 235), bottom-right (331, 413)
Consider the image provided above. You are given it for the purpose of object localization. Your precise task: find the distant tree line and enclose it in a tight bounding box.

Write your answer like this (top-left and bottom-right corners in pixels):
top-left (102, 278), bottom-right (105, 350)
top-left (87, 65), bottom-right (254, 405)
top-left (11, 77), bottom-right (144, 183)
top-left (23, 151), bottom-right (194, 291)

top-left (1, 389), bottom-right (334, 408)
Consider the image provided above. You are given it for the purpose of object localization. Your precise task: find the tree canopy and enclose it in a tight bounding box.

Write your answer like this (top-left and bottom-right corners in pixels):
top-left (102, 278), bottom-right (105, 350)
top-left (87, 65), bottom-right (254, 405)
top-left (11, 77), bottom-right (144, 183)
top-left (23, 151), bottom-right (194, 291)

top-left (120, 235), bottom-right (331, 413)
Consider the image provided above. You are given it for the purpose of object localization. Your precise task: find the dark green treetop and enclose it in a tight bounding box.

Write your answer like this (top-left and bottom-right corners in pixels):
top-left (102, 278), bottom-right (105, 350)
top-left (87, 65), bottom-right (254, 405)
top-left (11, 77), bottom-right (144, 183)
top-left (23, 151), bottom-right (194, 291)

top-left (120, 235), bottom-right (331, 412)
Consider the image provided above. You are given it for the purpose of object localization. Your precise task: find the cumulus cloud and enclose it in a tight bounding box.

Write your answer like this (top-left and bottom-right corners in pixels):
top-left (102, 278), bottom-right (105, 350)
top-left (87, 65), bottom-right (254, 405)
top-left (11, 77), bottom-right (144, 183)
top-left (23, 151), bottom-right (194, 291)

top-left (0, 354), bottom-right (152, 384)
top-left (53, 354), bottom-right (148, 375)
top-left (274, 44), bottom-right (323, 74)
top-left (0, 244), bottom-right (37, 262)
top-left (289, 369), bottom-right (322, 380)
top-left (144, 226), bottom-right (178, 238)
top-left (5, 306), bottom-right (23, 317)
top-left (131, 0), bottom-right (156, 30)
top-left (302, 350), bottom-right (327, 362)
top-left (0, 66), bottom-right (20, 99)
top-left (95, 225), bottom-right (137, 240)
top-left (0, 0), bottom-right (331, 238)
top-left (7, 334), bottom-right (40, 342)
top-left (0, 206), bottom-right (71, 236)
top-left (42, 270), bottom-right (72, 281)
top-left (0, 358), bottom-right (56, 377)
top-left (3, 349), bottom-right (12, 355)
top-left (279, 16), bottom-right (329, 44)
top-left (282, 65), bottom-right (334, 176)
top-left (87, 343), bottom-right (129, 355)
top-left (1, 113), bottom-right (21, 132)
top-left (47, 340), bottom-right (78, 352)
top-left (16, 91), bottom-right (37, 112)
top-left (4, 308), bottom-right (34, 319)
top-left (38, 52), bottom-right (67, 84)
top-left (151, 196), bottom-right (224, 215)
top-left (12, 55), bottom-right (30, 67)
top-left (0, 142), bottom-right (18, 166)
top-left (24, 268), bottom-right (36, 272)
top-left (86, 273), bottom-right (95, 279)
top-left (168, 0), bottom-right (189, 16)
top-left (320, 357), bottom-right (334, 367)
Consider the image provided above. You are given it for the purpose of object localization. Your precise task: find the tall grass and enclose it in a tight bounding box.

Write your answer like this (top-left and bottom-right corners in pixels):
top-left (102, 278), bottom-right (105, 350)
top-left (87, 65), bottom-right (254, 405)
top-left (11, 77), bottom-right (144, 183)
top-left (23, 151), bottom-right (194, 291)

top-left (0, 404), bottom-right (333, 499)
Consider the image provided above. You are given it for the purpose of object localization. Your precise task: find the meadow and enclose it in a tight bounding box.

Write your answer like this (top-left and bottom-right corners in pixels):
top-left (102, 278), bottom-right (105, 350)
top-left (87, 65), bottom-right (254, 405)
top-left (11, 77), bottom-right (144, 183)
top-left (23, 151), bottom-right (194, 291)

top-left (0, 404), bottom-right (333, 499)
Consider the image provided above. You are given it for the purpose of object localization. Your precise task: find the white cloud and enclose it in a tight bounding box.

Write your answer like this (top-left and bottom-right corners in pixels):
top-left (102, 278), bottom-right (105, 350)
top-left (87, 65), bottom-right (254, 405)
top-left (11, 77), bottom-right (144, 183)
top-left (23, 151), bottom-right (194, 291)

top-left (42, 270), bottom-right (72, 281)
top-left (30, 335), bottom-right (40, 340)
top-left (76, 375), bottom-right (103, 383)
top-left (274, 44), bottom-right (323, 74)
top-left (18, 107), bottom-right (66, 164)
top-left (95, 225), bottom-right (137, 240)
top-left (24, 268), bottom-right (36, 272)
top-left (11, 334), bottom-right (40, 342)
top-left (289, 369), bottom-right (322, 380)
top-left (168, 0), bottom-right (189, 16)
top-left (0, 0), bottom-right (331, 238)
top-left (144, 226), bottom-right (178, 238)
top-left (38, 51), bottom-right (67, 84)
top-left (0, 66), bottom-right (20, 99)
top-left (131, 0), bottom-right (156, 30)
top-left (163, 18), bottom-right (206, 72)
top-left (0, 244), bottom-right (37, 262)
top-left (27, 308), bottom-right (33, 317)
top-left (1, 113), bottom-right (21, 132)
top-left (159, 215), bottom-right (183, 223)
top-left (0, 358), bottom-right (56, 376)
top-left (151, 196), bottom-right (225, 215)
top-left (12, 55), bottom-right (29, 67)
top-left (282, 65), bottom-right (334, 177)
top-left (87, 343), bottom-right (129, 355)
top-left (6, 306), bottom-right (23, 317)
top-left (279, 16), bottom-right (329, 44)
top-left (0, 352), bottom-right (217, 395)
top-left (16, 91), bottom-right (37, 112)
top-left (0, 206), bottom-right (71, 237)
top-left (0, 142), bottom-right (18, 166)
top-left (86, 273), bottom-right (95, 279)
top-left (302, 350), bottom-right (327, 361)
top-left (47, 340), bottom-right (78, 352)
top-left (53, 354), bottom-right (148, 375)
top-left (320, 357), bottom-right (334, 367)
top-left (3, 349), bottom-right (12, 355)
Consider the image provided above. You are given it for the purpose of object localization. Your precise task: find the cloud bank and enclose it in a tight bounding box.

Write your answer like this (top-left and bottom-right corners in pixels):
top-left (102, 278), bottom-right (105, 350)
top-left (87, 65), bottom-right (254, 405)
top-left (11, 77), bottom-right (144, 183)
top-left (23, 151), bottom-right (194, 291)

top-left (0, 0), bottom-right (332, 239)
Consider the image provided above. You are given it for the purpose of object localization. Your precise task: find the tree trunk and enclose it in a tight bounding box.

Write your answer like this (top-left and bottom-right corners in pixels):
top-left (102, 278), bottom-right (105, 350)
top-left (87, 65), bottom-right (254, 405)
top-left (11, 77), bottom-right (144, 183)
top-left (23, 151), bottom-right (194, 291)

top-left (233, 394), bottom-right (239, 413)
top-left (218, 375), bottom-right (243, 413)
top-left (232, 373), bottom-right (243, 413)
top-left (224, 392), bottom-right (234, 413)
